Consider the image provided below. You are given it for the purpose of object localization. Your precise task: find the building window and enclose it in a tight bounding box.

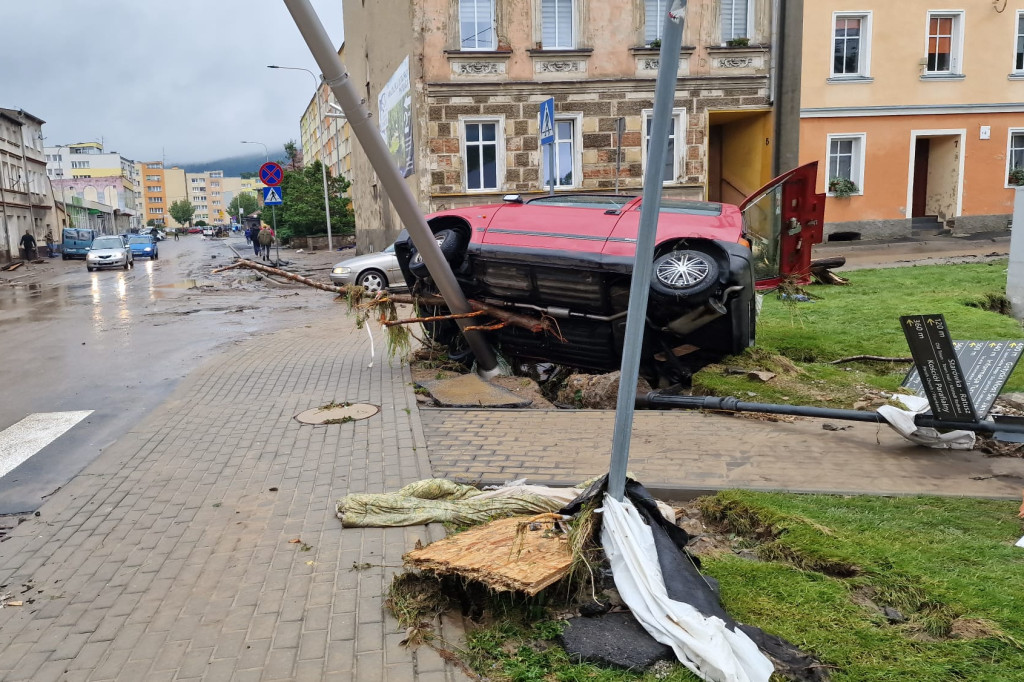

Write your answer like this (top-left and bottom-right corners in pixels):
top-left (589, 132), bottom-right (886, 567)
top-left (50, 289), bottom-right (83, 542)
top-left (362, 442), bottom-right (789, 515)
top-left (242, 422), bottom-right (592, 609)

top-left (826, 134), bottom-right (866, 196)
top-left (71, 161), bottom-right (90, 169)
top-left (540, 116), bottom-right (580, 188)
top-left (926, 12), bottom-right (963, 75)
top-left (147, 186), bottom-right (162, 192)
top-left (721, 0), bottom-right (752, 42)
top-left (832, 12), bottom-right (871, 77)
top-left (1016, 11), bottom-right (1024, 72)
top-left (1006, 130), bottom-right (1024, 186)
top-left (146, 175), bottom-right (160, 181)
top-left (460, 0), bottom-right (496, 50)
top-left (461, 119), bottom-right (503, 191)
top-left (541, 0), bottom-right (574, 48)
top-left (644, 0), bottom-right (669, 44)
top-left (642, 109), bottom-right (685, 184)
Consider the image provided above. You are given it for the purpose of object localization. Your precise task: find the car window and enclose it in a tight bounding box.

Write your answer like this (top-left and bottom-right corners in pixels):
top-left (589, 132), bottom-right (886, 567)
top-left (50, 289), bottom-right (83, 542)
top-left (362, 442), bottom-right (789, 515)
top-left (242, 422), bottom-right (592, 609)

top-left (384, 244), bottom-right (395, 254)
top-left (650, 200), bottom-right (723, 217)
top-left (741, 184), bottom-right (783, 281)
top-left (128, 237), bottom-right (151, 244)
top-left (527, 195), bottom-right (633, 210)
top-left (92, 238), bottom-right (124, 249)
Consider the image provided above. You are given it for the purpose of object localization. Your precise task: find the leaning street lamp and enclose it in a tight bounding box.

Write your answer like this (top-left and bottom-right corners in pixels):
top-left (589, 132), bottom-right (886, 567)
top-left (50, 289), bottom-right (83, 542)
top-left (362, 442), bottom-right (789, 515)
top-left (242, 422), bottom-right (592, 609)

top-left (240, 140), bottom-right (280, 262)
top-left (267, 64), bottom-right (333, 253)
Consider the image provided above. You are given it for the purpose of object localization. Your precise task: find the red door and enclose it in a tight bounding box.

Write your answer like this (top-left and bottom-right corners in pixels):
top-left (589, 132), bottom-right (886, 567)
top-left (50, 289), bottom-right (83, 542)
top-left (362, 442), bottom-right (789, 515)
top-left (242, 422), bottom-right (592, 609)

top-left (912, 138), bottom-right (930, 218)
top-left (739, 162), bottom-right (825, 289)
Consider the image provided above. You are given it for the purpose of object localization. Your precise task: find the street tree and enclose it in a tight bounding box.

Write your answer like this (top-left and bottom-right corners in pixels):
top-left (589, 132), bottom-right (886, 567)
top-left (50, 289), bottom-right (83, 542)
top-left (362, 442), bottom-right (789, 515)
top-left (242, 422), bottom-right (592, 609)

top-left (275, 160), bottom-right (354, 242)
top-left (168, 200), bottom-right (196, 228)
top-left (283, 140), bottom-right (301, 170)
top-left (227, 192), bottom-right (260, 220)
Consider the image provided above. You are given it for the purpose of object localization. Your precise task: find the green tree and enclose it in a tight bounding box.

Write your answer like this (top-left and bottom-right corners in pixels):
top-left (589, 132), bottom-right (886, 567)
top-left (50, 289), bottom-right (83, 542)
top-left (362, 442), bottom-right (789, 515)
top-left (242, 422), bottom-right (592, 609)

top-left (195, 220), bottom-right (208, 227)
top-left (227, 192), bottom-right (260, 220)
top-left (275, 160), bottom-right (354, 242)
top-left (168, 200), bottom-right (196, 227)
top-left (146, 219), bottom-right (157, 227)
top-left (283, 140), bottom-right (301, 170)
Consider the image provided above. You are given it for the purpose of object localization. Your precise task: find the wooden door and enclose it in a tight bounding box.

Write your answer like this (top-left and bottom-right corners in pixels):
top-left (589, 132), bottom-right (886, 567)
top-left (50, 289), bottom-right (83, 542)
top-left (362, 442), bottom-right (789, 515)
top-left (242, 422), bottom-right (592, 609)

top-left (912, 138), bottom-right (930, 217)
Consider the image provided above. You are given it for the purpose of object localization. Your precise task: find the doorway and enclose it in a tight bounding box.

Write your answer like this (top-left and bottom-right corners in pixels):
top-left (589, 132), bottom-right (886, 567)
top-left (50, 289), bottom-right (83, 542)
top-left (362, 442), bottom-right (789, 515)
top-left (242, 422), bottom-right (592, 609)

top-left (707, 110), bottom-right (772, 203)
top-left (911, 138), bottom-right (929, 218)
top-left (907, 131), bottom-right (964, 227)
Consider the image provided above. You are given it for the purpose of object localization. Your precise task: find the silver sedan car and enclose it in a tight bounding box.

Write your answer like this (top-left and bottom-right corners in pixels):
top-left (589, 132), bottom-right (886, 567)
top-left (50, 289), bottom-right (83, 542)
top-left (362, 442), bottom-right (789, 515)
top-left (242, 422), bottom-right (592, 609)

top-left (330, 244), bottom-right (406, 293)
top-left (86, 235), bottom-right (134, 271)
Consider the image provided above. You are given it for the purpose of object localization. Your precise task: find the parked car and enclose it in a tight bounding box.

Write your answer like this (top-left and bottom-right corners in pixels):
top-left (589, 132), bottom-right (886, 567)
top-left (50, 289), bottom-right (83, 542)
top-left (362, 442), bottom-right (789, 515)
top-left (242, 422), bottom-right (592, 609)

top-left (61, 228), bottom-right (97, 260)
top-left (86, 235), bottom-right (134, 271)
top-left (330, 243), bottom-right (406, 293)
top-left (187, 227), bottom-right (202, 234)
top-left (201, 227), bottom-right (215, 237)
top-left (394, 163), bottom-right (824, 382)
top-left (140, 228), bottom-right (166, 241)
top-left (128, 235), bottom-right (159, 260)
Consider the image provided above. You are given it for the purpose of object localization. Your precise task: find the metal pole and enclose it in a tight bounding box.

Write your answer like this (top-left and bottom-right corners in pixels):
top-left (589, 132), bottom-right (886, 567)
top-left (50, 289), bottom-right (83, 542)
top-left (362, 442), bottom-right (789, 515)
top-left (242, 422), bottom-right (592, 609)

top-left (281, 0), bottom-right (499, 376)
top-left (547, 142), bottom-right (555, 196)
top-left (321, 158), bottom-right (333, 252)
top-left (607, 1), bottom-right (686, 501)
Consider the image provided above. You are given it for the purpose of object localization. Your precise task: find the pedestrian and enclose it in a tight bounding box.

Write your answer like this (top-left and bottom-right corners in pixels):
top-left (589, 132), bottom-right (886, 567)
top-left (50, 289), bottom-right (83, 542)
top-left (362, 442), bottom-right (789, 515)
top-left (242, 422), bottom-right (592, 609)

top-left (257, 225), bottom-right (273, 262)
top-left (244, 226), bottom-right (251, 245)
top-left (252, 227), bottom-right (262, 257)
top-left (19, 230), bottom-right (36, 260)
top-left (44, 229), bottom-right (55, 258)
top-left (173, 228), bottom-right (180, 241)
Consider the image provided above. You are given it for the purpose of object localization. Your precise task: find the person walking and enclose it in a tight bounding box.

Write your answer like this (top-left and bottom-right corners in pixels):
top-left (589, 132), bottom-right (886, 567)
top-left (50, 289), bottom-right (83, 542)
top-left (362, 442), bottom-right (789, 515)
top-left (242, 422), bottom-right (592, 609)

top-left (252, 226), bottom-right (262, 257)
top-left (173, 228), bottom-right (180, 241)
top-left (19, 230), bottom-right (37, 260)
top-left (44, 229), bottom-right (55, 258)
top-left (257, 225), bottom-right (273, 262)
top-left (244, 226), bottom-right (252, 246)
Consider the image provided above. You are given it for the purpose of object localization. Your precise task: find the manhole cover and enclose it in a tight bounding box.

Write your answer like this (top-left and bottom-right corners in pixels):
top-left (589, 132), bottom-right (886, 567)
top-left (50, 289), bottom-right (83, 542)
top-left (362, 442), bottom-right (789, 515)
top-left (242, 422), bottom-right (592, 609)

top-left (295, 403), bottom-right (379, 425)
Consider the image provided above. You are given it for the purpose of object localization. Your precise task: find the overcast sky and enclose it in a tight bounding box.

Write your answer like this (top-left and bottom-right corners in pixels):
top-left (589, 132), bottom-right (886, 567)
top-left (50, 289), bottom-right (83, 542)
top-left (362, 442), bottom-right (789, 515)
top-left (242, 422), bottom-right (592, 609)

top-left (1, 1), bottom-right (343, 165)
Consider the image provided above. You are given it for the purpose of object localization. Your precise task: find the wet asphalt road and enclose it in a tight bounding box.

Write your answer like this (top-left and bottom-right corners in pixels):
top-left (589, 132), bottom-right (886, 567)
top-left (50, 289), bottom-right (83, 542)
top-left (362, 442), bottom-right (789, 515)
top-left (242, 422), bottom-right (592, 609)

top-left (0, 236), bottom-right (337, 514)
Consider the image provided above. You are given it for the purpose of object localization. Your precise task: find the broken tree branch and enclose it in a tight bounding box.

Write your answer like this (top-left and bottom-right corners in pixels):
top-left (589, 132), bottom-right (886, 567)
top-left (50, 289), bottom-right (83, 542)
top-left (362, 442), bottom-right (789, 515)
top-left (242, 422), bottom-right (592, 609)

top-left (216, 258), bottom-right (352, 294)
top-left (381, 310), bottom-right (486, 327)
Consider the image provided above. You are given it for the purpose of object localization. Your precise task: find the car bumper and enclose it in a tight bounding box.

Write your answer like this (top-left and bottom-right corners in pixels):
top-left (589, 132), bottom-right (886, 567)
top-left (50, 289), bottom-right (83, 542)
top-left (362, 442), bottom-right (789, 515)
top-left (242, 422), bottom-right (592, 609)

top-left (87, 257), bottom-right (127, 268)
top-left (329, 272), bottom-right (356, 286)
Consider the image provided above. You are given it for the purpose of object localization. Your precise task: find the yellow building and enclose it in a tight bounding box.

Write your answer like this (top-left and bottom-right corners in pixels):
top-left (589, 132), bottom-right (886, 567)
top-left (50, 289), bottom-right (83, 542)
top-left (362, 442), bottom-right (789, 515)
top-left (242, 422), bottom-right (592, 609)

top-left (799, 1), bottom-right (1024, 239)
top-left (299, 44), bottom-right (353, 182)
top-left (136, 162), bottom-right (187, 227)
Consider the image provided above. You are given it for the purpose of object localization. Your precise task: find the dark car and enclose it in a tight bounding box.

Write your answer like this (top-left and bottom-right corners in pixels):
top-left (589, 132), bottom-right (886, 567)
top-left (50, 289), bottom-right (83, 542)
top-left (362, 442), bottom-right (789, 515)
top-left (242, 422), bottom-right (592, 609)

top-left (394, 163), bottom-right (824, 382)
top-left (128, 235), bottom-right (159, 260)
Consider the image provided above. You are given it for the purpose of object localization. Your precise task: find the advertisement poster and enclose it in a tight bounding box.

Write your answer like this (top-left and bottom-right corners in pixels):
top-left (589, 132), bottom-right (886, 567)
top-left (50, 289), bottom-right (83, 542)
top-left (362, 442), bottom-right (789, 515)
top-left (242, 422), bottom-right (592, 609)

top-left (378, 57), bottom-right (414, 178)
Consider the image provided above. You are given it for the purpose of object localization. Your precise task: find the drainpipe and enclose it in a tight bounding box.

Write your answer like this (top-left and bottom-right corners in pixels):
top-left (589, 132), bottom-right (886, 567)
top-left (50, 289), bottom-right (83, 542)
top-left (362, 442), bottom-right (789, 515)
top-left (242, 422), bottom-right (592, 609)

top-left (0, 166), bottom-right (11, 260)
top-left (281, 0), bottom-right (500, 377)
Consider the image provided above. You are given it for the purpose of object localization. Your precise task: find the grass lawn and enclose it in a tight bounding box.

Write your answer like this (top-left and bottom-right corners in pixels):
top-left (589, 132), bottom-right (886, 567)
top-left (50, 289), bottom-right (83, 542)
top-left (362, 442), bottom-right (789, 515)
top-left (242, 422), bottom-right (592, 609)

top-left (456, 491), bottom-right (1024, 682)
top-left (693, 261), bottom-right (1024, 408)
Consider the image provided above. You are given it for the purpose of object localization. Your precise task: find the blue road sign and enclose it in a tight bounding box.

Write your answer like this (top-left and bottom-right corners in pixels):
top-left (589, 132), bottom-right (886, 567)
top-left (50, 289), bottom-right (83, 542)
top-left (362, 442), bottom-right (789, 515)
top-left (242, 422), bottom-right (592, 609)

top-left (259, 162), bottom-right (283, 186)
top-left (539, 98), bottom-right (555, 146)
top-left (263, 186), bottom-right (283, 206)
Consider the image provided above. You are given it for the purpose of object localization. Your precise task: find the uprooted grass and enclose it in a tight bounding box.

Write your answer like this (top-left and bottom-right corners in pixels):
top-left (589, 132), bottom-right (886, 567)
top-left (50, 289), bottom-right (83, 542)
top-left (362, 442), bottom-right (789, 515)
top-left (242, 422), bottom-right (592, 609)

top-left (693, 261), bottom-right (1024, 408)
top-left (697, 491), bottom-right (1024, 680)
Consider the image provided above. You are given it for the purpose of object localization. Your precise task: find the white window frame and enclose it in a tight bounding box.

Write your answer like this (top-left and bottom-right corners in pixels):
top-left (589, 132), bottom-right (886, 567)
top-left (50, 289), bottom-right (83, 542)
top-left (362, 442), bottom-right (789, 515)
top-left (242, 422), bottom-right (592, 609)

top-left (644, 0), bottom-right (670, 44)
top-left (1005, 128), bottom-right (1024, 188)
top-left (459, 0), bottom-right (497, 51)
top-left (459, 116), bottom-right (505, 193)
top-left (540, 0), bottom-right (575, 49)
top-left (538, 112), bottom-right (583, 189)
top-left (1014, 10), bottom-right (1024, 74)
top-left (825, 133), bottom-right (866, 197)
top-left (924, 10), bottom-right (965, 76)
top-left (641, 108), bottom-right (686, 185)
top-left (830, 11), bottom-right (872, 79)
top-left (720, 0), bottom-right (755, 43)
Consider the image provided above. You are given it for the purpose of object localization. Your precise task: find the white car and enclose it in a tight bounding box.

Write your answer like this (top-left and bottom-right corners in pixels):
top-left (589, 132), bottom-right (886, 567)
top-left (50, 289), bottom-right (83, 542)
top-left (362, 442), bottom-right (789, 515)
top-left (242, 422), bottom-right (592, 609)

top-left (330, 244), bottom-right (406, 293)
top-left (86, 235), bottom-right (134, 271)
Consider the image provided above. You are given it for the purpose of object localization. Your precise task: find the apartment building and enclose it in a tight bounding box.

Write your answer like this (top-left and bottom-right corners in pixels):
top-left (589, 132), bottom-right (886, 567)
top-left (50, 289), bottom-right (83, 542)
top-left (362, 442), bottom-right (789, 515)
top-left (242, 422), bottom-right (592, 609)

top-left (221, 175), bottom-right (265, 223)
top-left (46, 142), bottom-right (142, 230)
top-left (342, 0), bottom-right (779, 252)
top-left (299, 44), bottom-right (354, 184)
top-left (0, 108), bottom-right (62, 262)
top-left (799, 1), bottom-right (1024, 239)
top-left (135, 162), bottom-right (187, 227)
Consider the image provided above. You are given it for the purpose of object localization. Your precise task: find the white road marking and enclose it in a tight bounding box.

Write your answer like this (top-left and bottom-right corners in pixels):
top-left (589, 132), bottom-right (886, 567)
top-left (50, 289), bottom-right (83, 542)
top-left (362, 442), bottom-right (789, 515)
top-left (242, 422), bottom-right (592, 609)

top-left (0, 411), bottom-right (93, 479)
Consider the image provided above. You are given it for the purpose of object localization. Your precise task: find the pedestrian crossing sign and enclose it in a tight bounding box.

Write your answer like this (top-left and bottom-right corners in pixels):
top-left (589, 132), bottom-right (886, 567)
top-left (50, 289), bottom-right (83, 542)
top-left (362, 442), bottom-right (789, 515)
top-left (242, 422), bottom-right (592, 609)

top-left (263, 186), bottom-right (283, 206)
top-left (539, 97), bottom-right (555, 146)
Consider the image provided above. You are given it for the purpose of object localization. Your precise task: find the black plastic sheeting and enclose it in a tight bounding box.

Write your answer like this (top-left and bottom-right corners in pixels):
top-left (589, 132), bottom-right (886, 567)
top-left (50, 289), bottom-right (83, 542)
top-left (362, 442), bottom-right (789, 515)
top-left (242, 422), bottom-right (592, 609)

top-left (558, 476), bottom-right (830, 681)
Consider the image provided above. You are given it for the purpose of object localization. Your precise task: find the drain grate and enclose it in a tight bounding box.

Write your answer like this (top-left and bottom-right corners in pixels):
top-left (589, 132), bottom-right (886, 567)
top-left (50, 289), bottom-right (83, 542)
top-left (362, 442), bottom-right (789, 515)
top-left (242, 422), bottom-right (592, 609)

top-left (295, 403), bottom-right (380, 425)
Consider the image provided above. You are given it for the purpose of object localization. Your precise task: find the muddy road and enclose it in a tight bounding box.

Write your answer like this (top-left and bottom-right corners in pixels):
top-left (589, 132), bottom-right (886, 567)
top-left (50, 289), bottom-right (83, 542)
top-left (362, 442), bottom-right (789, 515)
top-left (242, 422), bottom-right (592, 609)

top-left (0, 237), bottom-right (346, 514)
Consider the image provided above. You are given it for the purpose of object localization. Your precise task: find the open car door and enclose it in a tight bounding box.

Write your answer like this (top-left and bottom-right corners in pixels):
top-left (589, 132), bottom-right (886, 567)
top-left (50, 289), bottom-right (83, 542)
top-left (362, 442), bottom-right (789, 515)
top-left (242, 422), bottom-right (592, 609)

top-left (739, 162), bottom-right (824, 289)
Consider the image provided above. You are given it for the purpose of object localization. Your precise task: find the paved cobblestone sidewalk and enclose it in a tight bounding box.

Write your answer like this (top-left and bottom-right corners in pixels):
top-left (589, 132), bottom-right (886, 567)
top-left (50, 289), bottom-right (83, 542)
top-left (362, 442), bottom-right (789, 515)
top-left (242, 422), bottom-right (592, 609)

top-left (0, 316), bottom-right (466, 681)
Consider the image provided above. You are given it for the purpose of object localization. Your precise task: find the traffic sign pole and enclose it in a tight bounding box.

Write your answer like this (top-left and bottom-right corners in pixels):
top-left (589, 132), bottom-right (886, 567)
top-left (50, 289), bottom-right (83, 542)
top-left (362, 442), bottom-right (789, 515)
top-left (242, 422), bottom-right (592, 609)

top-left (547, 143), bottom-right (555, 196)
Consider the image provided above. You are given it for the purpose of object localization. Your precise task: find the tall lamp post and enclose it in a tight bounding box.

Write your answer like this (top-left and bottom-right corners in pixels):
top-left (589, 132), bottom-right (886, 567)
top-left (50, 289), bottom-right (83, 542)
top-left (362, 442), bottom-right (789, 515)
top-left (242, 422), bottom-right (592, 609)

top-left (240, 140), bottom-right (280, 262)
top-left (267, 64), bottom-right (333, 253)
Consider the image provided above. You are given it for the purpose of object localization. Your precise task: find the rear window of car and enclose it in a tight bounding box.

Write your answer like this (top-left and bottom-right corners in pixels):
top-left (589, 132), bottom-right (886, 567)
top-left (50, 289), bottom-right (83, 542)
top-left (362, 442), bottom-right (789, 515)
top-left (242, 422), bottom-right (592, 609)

top-left (527, 195), bottom-right (633, 210)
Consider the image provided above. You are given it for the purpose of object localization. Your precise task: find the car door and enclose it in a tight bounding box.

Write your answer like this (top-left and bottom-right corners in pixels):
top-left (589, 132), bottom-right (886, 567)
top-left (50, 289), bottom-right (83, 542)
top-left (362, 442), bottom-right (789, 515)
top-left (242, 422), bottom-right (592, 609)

top-left (739, 162), bottom-right (824, 289)
top-left (383, 244), bottom-right (403, 283)
top-left (479, 195), bottom-right (630, 255)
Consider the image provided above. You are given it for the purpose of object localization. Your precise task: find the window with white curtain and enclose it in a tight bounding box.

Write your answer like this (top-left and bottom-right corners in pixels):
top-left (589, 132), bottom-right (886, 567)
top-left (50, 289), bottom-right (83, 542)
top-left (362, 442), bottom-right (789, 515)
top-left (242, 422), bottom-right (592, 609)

top-left (542, 0), bottom-right (574, 49)
top-left (644, 0), bottom-right (670, 44)
top-left (720, 0), bottom-right (751, 42)
top-left (460, 0), bottom-right (496, 50)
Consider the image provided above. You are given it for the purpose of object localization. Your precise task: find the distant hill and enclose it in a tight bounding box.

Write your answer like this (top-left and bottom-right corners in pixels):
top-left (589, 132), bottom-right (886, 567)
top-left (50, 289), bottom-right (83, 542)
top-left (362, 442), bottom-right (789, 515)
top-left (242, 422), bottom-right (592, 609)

top-left (173, 148), bottom-right (288, 176)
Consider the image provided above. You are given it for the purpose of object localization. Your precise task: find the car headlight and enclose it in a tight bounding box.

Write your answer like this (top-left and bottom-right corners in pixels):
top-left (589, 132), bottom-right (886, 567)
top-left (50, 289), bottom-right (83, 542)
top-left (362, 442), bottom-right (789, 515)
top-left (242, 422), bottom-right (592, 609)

top-left (144, 247), bottom-right (151, 251)
top-left (333, 267), bottom-right (351, 275)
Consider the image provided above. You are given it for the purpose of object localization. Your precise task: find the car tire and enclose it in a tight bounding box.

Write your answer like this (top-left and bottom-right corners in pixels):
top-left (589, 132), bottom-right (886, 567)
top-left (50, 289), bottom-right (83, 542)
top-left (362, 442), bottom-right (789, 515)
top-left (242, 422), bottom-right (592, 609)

top-left (123, 260), bottom-right (129, 270)
top-left (61, 254), bottom-right (67, 261)
top-left (154, 252), bottom-right (159, 260)
top-left (357, 269), bottom-right (387, 293)
top-left (650, 248), bottom-right (719, 300)
top-left (408, 229), bottom-right (467, 280)
top-left (87, 266), bottom-right (94, 272)
top-left (728, 297), bottom-right (756, 355)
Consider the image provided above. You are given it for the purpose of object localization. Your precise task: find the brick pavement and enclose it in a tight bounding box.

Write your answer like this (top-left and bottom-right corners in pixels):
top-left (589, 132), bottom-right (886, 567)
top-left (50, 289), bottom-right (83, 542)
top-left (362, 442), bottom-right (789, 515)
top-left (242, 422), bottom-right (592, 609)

top-left (0, 316), bottom-right (467, 682)
top-left (422, 408), bottom-right (1024, 499)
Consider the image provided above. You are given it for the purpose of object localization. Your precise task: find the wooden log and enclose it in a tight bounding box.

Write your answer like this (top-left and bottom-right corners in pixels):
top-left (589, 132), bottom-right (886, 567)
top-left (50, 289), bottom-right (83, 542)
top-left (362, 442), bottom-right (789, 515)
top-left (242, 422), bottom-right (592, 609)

top-left (218, 258), bottom-right (352, 294)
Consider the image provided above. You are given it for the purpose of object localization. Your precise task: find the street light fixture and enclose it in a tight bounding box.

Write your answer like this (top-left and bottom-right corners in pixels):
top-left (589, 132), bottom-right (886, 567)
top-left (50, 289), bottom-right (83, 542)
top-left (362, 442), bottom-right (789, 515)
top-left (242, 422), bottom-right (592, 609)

top-left (266, 64), bottom-right (334, 253)
top-left (241, 140), bottom-right (279, 262)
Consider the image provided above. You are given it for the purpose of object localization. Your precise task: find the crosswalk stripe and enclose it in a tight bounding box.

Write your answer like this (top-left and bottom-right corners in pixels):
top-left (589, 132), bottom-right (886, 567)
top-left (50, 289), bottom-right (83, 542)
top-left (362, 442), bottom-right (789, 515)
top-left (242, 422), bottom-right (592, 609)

top-left (0, 411), bottom-right (93, 479)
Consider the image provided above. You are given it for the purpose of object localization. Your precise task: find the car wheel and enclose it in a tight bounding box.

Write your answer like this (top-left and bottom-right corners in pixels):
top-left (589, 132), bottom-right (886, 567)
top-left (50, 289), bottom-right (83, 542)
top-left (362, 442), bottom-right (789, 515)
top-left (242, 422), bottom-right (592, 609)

top-left (727, 296), bottom-right (756, 355)
top-left (650, 248), bottom-right (719, 299)
top-left (87, 266), bottom-right (94, 272)
top-left (408, 229), bottom-right (467, 279)
top-left (123, 260), bottom-right (129, 270)
top-left (61, 254), bottom-right (67, 261)
top-left (357, 269), bottom-right (387, 293)
top-left (154, 252), bottom-right (159, 260)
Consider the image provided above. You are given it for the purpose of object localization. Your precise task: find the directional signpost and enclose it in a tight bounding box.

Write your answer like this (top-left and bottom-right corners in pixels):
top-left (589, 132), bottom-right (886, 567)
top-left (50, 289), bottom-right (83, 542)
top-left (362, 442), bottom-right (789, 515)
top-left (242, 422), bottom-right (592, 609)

top-left (258, 162), bottom-right (283, 263)
top-left (540, 97), bottom-right (555, 196)
top-left (900, 314), bottom-right (978, 422)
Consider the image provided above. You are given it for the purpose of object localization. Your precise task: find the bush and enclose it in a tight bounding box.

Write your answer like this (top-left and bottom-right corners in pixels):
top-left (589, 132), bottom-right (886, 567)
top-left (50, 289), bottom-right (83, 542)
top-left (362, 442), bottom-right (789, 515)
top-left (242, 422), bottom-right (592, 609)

top-left (1008, 167), bottom-right (1024, 186)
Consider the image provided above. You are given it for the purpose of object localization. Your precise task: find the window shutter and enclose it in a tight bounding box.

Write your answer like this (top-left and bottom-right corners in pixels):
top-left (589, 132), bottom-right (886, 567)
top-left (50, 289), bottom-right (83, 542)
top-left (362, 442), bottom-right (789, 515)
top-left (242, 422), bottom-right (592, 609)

top-left (542, 0), bottom-right (573, 48)
top-left (645, 0), bottom-right (668, 44)
top-left (721, 0), bottom-right (749, 41)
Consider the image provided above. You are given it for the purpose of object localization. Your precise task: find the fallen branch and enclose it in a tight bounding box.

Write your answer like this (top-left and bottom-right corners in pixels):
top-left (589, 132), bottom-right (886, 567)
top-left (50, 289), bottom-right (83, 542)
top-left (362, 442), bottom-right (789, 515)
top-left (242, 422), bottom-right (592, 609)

top-left (211, 262), bottom-right (245, 274)
top-left (464, 321), bottom-right (508, 332)
top-left (388, 294), bottom-right (562, 338)
top-left (217, 258), bottom-right (351, 294)
top-left (829, 355), bottom-right (913, 365)
top-left (382, 310), bottom-right (486, 328)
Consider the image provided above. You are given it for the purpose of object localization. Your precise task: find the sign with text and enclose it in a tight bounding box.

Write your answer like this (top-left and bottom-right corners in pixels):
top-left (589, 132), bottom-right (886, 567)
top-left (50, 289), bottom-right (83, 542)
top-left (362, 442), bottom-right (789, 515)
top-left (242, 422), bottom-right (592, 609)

top-left (378, 56), bottom-right (414, 178)
top-left (900, 315), bottom-right (977, 423)
top-left (903, 339), bottom-right (1024, 419)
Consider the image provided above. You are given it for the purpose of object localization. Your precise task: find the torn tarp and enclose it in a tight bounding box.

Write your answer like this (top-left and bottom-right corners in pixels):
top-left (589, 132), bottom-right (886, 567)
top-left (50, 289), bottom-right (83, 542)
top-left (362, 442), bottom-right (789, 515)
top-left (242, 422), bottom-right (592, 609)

top-left (336, 478), bottom-right (581, 527)
top-left (877, 394), bottom-right (976, 449)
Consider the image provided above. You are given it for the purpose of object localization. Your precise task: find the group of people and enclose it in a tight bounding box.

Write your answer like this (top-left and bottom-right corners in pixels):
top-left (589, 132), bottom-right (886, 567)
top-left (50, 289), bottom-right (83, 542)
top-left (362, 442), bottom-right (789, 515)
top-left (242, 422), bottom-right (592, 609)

top-left (19, 229), bottom-right (56, 259)
top-left (244, 225), bottom-right (275, 261)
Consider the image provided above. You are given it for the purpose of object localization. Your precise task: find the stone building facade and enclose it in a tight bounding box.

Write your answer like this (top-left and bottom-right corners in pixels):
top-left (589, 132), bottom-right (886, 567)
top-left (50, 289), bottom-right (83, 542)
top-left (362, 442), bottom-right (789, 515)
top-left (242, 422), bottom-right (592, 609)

top-left (342, 0), bottom-right (778, 252)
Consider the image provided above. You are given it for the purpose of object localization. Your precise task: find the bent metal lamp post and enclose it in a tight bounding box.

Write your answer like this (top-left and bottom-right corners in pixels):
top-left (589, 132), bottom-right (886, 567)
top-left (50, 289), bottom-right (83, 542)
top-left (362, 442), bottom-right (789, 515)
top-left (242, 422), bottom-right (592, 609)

top-left (280, 0), bottom-right (499, 377)
top-left (607, 1), bottom-right (687, 501)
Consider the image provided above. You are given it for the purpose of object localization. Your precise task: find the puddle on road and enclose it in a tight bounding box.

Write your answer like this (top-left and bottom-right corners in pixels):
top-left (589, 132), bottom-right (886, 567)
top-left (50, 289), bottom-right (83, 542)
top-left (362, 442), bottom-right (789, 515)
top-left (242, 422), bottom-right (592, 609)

top-left (156, 279), bottom-right (200, 290)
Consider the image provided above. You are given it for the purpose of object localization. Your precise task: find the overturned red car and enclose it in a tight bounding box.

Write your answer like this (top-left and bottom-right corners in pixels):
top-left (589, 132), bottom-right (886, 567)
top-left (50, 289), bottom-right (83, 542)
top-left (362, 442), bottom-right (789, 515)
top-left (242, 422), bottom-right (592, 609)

top-left (395, 163), bottom-right (824, 383)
